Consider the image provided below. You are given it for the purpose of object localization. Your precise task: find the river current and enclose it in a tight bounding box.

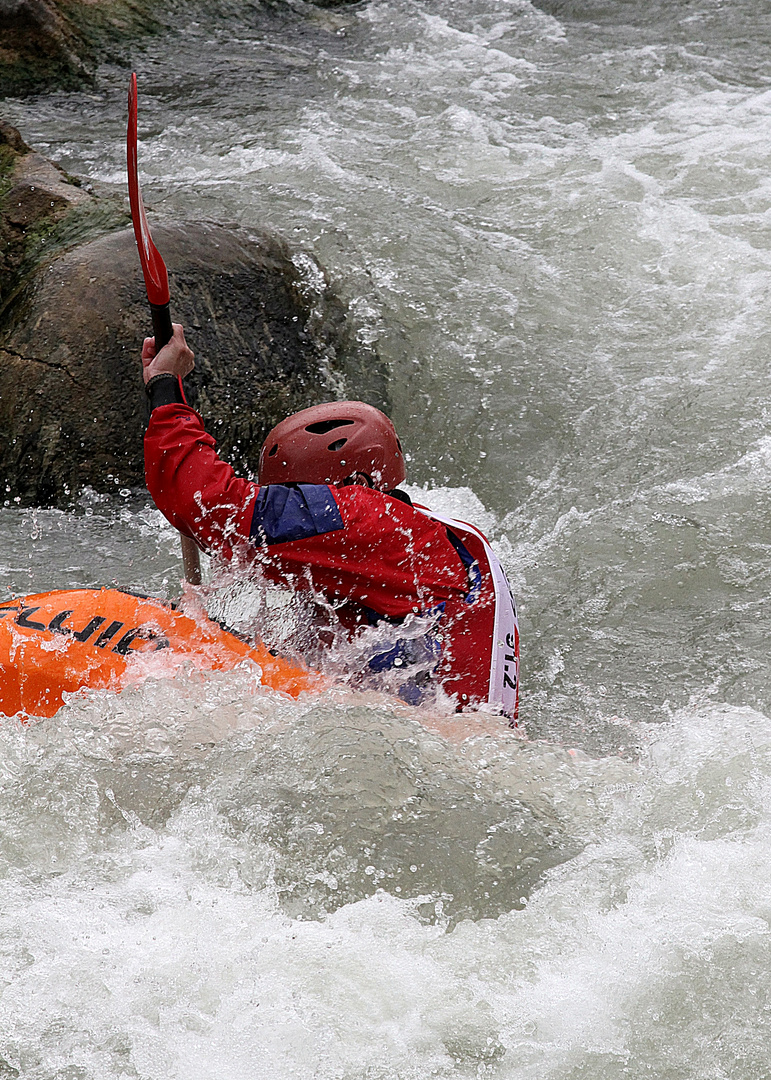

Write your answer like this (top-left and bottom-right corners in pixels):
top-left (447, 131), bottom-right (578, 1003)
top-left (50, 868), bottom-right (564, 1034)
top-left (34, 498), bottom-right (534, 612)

top-left (3, 0), bottom-right (771, 1075)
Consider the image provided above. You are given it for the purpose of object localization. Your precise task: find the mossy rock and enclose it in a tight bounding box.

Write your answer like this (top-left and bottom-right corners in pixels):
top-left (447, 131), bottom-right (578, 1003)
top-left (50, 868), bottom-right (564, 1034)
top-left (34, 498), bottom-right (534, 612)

top-left (0, 221), bottom-right (387, 507)
top-left (0, 120), bottom-right (130, 319)
top-left (0, 0), bottom-right (167, 97)
top-left (0, 0), bottom-right (365, 98)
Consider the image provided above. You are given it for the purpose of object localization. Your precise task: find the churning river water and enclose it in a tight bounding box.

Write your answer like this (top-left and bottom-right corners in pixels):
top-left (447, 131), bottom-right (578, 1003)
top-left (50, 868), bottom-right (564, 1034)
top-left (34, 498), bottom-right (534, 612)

top-left (4, 0), bottom-right (771, 1075)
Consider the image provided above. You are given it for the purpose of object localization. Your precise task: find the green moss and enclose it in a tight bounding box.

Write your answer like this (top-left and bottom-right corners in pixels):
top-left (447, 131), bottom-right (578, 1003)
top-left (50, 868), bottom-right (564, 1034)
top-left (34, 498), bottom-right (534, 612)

top-left (0, 46), bottom-right (89, 99)
top-left (0, 0), bottom-right (169, 98)
top-left (39, 199), bottom-right (131, 256)
top-left (58, 0), bottom-right (168, 52)
top-left (1, 194), bottom-right (131, 323)
top-left (0, 146), bottom-right (16, 202)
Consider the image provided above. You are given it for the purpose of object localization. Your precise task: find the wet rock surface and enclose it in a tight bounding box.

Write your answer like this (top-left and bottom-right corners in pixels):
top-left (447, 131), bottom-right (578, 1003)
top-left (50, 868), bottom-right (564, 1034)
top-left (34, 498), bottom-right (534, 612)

top-left (0, 0), bottom-right (364, 97)
top-left (0, 120), bottom-right (127, 319)
top-left (0, 219), bottom-right (385, 507)
top-left (0, 122), bottom-right (385, 509)
top-left (0, 0), bottom-right (164, 96)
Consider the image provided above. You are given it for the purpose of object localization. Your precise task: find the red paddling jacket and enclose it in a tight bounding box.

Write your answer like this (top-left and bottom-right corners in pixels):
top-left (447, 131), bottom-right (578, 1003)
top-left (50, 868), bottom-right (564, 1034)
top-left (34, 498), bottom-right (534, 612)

top-left (145, 394), bottom-right (518, 719)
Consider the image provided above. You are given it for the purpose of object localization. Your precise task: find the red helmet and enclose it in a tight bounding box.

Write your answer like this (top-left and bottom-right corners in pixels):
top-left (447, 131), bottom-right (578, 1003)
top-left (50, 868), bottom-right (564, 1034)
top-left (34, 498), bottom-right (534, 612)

top-left (258, 401), bottom-right (406, 490)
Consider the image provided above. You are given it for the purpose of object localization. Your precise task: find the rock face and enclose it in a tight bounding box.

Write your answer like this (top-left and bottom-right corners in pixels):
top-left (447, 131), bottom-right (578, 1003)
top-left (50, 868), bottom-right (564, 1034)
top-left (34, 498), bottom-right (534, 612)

top-left (0, 119), bottom-right (110, 318)
top-left (0, 0), bottom-right (163, 96)
top-left (0, 0), bottom-right (364, 97)
top-left (0, 221), bottom-right (386, 507)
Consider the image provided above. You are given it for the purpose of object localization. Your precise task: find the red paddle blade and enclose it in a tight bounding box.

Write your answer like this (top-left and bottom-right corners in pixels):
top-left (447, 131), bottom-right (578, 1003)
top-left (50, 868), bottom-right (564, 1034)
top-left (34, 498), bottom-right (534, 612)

top-left (127, 73), bottom-right (170, 308)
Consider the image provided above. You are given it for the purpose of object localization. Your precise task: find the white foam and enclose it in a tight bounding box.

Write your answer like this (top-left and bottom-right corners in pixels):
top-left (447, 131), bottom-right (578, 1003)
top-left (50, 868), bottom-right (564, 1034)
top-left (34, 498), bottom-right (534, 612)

top-left (0, 698), bottom-right (767, 1077)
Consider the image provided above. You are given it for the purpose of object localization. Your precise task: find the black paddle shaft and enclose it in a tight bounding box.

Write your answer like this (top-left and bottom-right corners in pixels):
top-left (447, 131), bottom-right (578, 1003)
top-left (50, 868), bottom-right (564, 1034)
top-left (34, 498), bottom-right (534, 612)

top-left (150, 301), bottom-right (173, 350)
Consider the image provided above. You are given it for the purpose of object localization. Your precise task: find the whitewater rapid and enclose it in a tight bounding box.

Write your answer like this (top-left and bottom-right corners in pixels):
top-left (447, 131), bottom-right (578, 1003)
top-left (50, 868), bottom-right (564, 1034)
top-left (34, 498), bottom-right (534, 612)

top-left (4, 0), bottom-right (771, 1075)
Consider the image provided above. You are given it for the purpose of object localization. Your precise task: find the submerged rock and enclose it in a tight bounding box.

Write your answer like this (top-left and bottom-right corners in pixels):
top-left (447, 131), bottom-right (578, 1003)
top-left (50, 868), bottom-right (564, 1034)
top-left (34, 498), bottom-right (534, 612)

top-left (0, 219), bottom-right (386, 507)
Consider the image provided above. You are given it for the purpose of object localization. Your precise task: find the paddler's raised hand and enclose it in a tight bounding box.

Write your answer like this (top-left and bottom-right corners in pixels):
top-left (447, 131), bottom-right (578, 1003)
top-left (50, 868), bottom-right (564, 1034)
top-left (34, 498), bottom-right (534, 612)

top-left (142, 323), bottom-right (195, 385)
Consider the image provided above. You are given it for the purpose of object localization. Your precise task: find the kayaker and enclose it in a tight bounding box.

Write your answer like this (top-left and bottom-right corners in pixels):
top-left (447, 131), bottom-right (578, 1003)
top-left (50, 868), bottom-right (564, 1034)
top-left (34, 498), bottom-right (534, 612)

top-left (141, 323), bottom-right (519, 720)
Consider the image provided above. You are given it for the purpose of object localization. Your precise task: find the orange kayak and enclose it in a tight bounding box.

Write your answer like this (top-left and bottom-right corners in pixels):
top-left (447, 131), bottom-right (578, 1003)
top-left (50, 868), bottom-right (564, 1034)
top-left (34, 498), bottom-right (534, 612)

top-left (0, 588), bottom-right (322, 720)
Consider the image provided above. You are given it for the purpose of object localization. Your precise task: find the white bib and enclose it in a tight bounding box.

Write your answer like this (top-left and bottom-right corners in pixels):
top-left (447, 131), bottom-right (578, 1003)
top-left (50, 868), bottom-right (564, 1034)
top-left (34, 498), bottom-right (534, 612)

top-left (416, 508), bottom-right (519, 716)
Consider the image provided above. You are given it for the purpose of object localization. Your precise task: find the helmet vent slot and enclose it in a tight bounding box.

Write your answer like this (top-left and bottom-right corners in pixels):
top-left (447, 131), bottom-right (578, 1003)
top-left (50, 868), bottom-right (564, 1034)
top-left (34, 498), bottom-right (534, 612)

top-left (267, 444), bottom-right (279, 457)
top-left (327, 438), bottom-right (348, 452)
top-left (305, 419), bottom-right (355, 435)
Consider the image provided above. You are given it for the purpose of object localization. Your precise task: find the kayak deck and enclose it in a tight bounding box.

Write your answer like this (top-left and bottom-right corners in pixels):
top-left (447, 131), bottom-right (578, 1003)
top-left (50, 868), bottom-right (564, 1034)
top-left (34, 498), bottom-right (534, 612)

top-left (0, 588), bottom-right (321, 720)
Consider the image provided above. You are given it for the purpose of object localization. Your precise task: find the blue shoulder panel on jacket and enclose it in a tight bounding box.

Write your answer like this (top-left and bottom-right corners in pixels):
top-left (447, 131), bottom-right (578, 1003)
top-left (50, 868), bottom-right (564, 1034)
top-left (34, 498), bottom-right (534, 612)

top-left (250, 484), bottom-right (344, 546)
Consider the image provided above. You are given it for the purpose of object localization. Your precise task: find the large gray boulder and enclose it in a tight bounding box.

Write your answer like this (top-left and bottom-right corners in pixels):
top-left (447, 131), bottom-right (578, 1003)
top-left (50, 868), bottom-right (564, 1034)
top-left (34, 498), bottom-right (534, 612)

top-left (0, 220), bottom-right (386, 506)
